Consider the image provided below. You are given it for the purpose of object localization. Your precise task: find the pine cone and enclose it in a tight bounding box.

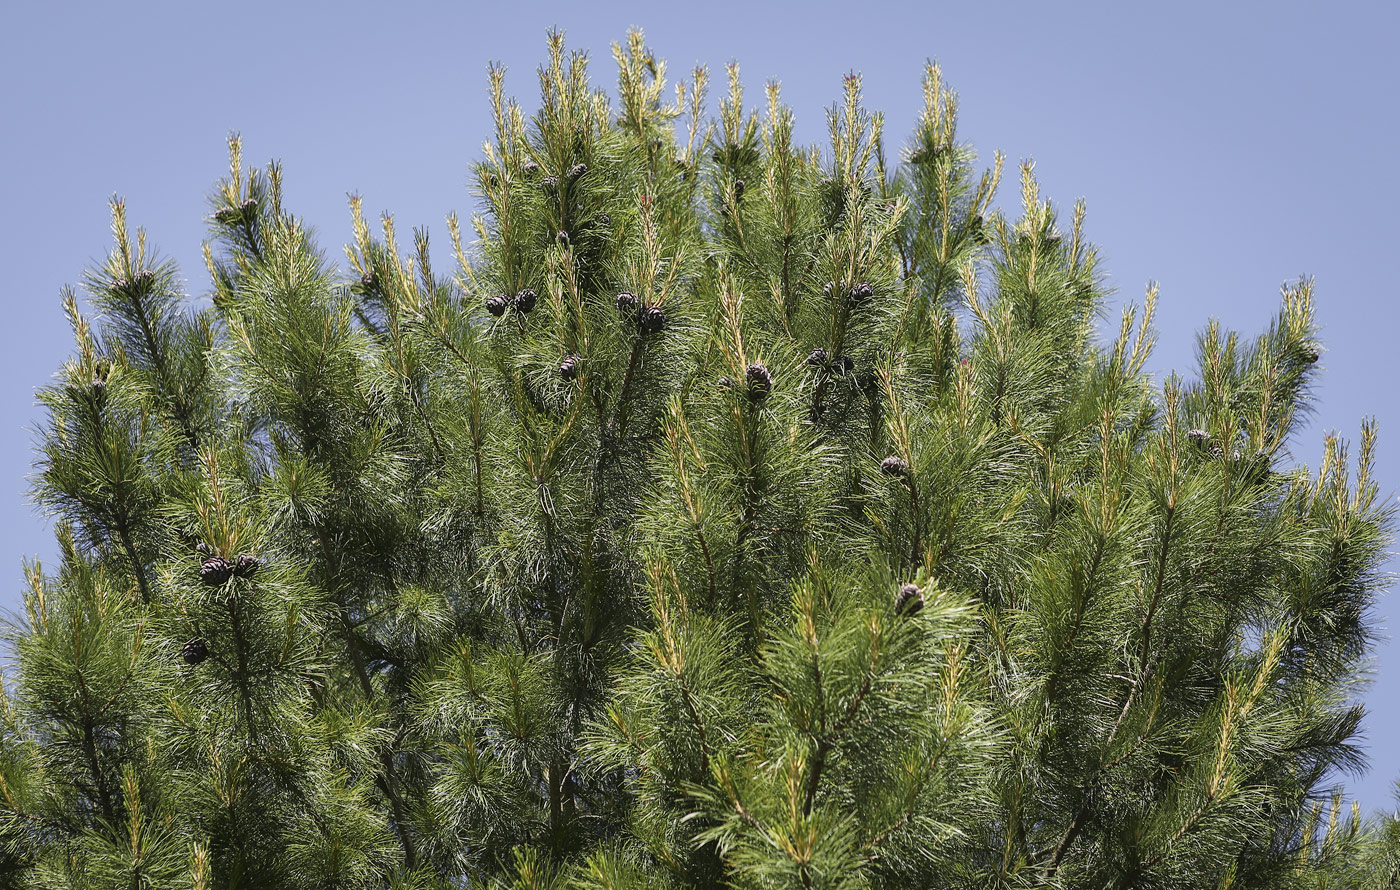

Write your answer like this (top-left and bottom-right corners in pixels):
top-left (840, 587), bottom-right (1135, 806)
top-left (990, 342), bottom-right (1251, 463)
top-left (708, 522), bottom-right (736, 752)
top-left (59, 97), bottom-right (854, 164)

top-left (718, 376), bottom-right (736, 389)
top-left (233, 554), bottom-right (260, 578)
top-left (568, 162), bottom-right (588, 181)
top-left (214, 206), bottom-right (240, 224)
top-left (807, 347), bottom-right (829, 367)
top-left (199, 557), bottom-right (233, 586)
top-left (559, 354), bottom-right (580, 380)
top-left (486, 294), bottom-right (510, 317)
top-left (1186, 429), bottom-right (1211, 448)
top-left (134, 269), bottom-right (156, 290)
top-left (733, 179), bottom-right (745, 199)
top-left (895, 584), bottom-right (924, 616)
top-left (639, 305), bottom-right (665, 335)
top-left (823, 281), bottom-right (838, 298)
top-left (359, 269), bottom-right (379, 292)
top-left (541, 175), bottom-right (558, 192)
top-left (849, 282), bottom-right (875, 304)
top-left (880, 456), bottom-right (909, 478)
top-left (239, 198), bottom-right (257, 215)
top-left (745, 362), bottom-right (772, 400)
top-left (556, 230), bottom-right (570, 245)
top-left (616, 291), bottom-right (639, 319)
top-left (181, 638), bottom-right (209, 666)
top-left (515, 288), bottom-right (538, 314)
top-left (522, 161), bottom-right (541, 176)
top-left (834, 355), bottom-right (855, 375)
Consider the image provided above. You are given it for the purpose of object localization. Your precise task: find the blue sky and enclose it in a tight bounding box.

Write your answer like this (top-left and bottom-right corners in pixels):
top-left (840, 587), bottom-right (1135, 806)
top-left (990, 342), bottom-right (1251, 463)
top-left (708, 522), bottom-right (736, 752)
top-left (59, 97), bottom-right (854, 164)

top-left (2, 0), bottom-right (1397, 810)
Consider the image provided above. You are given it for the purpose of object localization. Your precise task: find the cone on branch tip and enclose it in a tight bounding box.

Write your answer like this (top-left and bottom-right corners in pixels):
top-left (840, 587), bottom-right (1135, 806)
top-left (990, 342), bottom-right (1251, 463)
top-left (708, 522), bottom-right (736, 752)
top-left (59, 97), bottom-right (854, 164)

top-left (639, 304), bottom-right (665, 335)
top-left (233, 555), bottom-right (260, 578)
top-left (745, 362), bottom-right (772, 400)
top-left (616, 291), bottom-right (639, 320)
top-left (807, 347), bottom-right (829, 367)
top-left (568, 163), bottom-right (588, 182)
top-left (199, 557), bottom-right (233, 586)
top-left (559, 354), bottom-right (580, 380)
top-left (514, 289), bottom-right (537, 314)
top-left (486, 294), bottom-right (509, 317)
top-left (181, 638), bottom-right (209, 666)
top-left (522, 161), bottom-right (540, 176)
top-left (881, 456), bottom-right (909, 478)
top-left (895, 584), bottom-right (924, 616)
top-left (1187, 429), bottom-right (1211, 448)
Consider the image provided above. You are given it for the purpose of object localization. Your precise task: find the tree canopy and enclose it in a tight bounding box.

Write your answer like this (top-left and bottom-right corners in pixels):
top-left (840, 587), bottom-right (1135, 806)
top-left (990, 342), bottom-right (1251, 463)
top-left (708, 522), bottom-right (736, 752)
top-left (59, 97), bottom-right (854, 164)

top-left (2, 28), bottom-right (1395, 890)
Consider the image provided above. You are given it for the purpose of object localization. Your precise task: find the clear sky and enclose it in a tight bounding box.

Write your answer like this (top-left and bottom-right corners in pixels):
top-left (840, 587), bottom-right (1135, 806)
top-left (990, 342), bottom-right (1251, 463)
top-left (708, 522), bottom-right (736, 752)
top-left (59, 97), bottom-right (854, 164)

top-left (2, 0), bottom-right (1396, 810)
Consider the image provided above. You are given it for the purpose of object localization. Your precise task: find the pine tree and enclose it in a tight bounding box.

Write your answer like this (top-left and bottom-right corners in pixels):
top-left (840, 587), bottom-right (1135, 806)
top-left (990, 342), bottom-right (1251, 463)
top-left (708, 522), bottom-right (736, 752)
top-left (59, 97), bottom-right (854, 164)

top-left (1, 28), bottom-right (1392, 890)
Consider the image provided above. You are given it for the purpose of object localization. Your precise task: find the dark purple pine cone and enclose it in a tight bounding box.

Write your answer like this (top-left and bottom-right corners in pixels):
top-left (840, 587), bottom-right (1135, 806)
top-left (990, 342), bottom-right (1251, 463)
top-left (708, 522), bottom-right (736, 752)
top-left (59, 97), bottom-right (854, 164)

top-left (639, 305), bottom-right (665, 335)
top-left (181, 638), bottom-right (209, 666)
top-left (559, 354), bottom-right (580, 380)
top-left (894, 583), bottom-right (924, 616)
top-left (522, 160), bottom-right (541, 176)
top-left (541, 175), bottom-right (558, 191)
top-left (239, 198), bottom-right (257, 215)
top-left (849, 282), bottom-right (875, 304)
top-left (834, 355), bottom-right (855, 375)
top-left (807, 347), bottom-right (829, 367)
top-left (823, 281), bottom-right (838, 298)
top-left (486, 294), bottom-right (510, 317)
top-left (232, 554), bottom-right (261, 578)
top-left (359, 269), bottom-right (379, 291)
top-left (514, 288), bottom-right (538, 314)
top-left (1186, 429), bottom-right (1211, 448)
top-left (214, 206), bottom-right (240, 224)
top-left (134, 269), bottom-right (156, 290)
top-left (734, 179), bottom-right (745, 199)
top-left (616, 291), bottom-right (639, 319)
top-left (199, 557), bottom-right (233, 587)
top-left (556, 230), bottom-right (570, 245)
top-left (718, 376), bottom-right (736, 389)
top-left (568, 162), bottom-right (588, 181)
top-left (745, 362), bottom-right (773, 400)
top-left (880, 456), bottom-right (909, 478)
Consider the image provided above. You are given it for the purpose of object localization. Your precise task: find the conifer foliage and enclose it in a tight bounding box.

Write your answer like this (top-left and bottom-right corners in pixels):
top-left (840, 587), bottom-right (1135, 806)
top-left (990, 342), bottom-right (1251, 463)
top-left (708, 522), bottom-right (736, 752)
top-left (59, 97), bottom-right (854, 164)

top-left (2, 29), bottom-right (1393, 890)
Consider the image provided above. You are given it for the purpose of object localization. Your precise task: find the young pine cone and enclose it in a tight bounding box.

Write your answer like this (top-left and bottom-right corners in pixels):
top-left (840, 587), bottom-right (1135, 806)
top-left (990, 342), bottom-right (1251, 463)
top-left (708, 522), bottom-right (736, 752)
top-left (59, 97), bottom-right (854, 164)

top-left (894, 584), bottom-right (924, 616)
top-left (232, 555), bottom-right (261, 578)
top-left (745, 362), bottom-right (773, 400)
top-left (522, 160), bottom-right (540, 176)
top-left (514, 288), bottom-right (538, 314)
top-left (181, 638), bottom-right (209, 666)
top-left (880, 456), bottom-right (909, 478)
top-left (834, 355), bottom-right (855, 375)
top-left (567, 162), bottom-right (588, 181)
top-left (1186, 429), bottom-right (1211, 448)
top-left (849, 282), bottom-right (875, 304)
top-left (559, 354), bottom-right (580, 380)
top-left (807, 347), bottom-right (829, 367)
top-left (199, 557), bottom-right (233, 587)
top-left (485, 294), bottom-right (510, 317)
top-left (639, 305), bottom-right (665, 335)
top-left (616, 291), bottom-right (639, 319)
